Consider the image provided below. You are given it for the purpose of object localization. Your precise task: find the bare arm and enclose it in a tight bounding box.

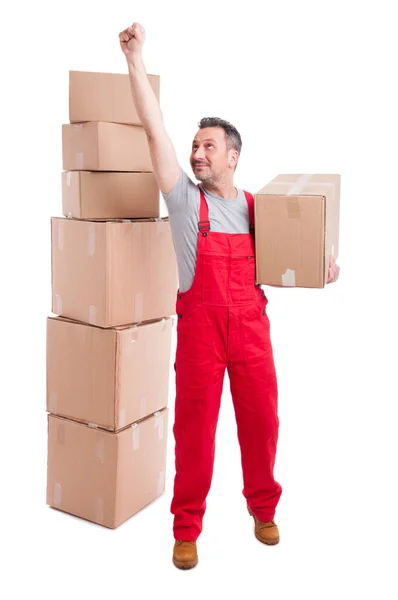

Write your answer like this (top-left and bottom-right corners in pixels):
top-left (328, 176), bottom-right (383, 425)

top-left (119, 23), bottom-right (181, 194)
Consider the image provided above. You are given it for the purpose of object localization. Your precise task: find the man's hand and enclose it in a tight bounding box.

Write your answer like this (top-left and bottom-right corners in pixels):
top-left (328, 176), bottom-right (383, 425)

top-left (119, 23), bottom-right (146, 61)
top-left (327, 256), bottom-right (340, 284)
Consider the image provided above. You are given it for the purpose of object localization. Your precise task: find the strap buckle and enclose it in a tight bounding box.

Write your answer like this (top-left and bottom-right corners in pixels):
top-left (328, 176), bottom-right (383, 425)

top-left (198, 220), bottom-right (210, 236)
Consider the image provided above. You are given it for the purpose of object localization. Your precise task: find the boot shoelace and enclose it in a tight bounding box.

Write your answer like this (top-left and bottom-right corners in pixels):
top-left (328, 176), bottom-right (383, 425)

top-left (175, 540), bottom-right (196, 546)
top-left (256, 519), bottom-right (276, 529)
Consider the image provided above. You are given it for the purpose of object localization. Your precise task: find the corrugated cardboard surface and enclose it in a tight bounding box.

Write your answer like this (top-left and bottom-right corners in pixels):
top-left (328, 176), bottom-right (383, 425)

top-left (117, 409), bottom-right (167, 528)
top-left (69, 70), bottom-right (160, 125)
top-left (51, 217), bottom-right (177, 327)
top-left (62, 171), bottom-right (168, 219)
top-left (46, 409), bottom-right (168, 528)
top-left (254, 174), bottom-right (340, 288)
top-left (62, 122), bottom-right (152, 172)
top-left (46, 316), bottom-right (173, 430)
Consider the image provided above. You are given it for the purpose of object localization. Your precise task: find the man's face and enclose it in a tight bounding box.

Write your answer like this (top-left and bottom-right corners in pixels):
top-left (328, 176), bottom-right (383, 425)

top-left (190, 127), bottom-right (237, 183)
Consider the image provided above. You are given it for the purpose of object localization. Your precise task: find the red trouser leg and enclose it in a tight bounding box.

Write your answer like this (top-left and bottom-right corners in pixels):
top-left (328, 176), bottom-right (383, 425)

top-left (228, 304), bottom-right (282, 522)
top-left (171, 310), bottom-right (226, 541)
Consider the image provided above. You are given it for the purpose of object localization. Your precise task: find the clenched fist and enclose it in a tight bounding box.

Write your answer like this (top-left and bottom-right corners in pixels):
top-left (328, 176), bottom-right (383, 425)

top-left (119, 23), bottom-right (146, 60)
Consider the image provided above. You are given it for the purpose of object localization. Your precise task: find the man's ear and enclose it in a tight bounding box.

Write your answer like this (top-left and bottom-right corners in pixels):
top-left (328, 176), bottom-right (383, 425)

top-left (229, 151), bottom-right (238, 169)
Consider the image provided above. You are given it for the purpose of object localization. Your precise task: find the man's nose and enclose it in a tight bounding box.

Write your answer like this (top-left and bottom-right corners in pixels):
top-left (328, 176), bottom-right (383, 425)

top-left (193, 147), bottom-right (206, 159)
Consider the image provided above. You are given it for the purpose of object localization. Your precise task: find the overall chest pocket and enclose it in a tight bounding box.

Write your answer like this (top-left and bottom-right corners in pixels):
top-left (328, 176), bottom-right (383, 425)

top-left (200, 254), bottom-right (230, 305)
top-left (200, 253), bottom-right (256, 305)
top-left (228, 255), bottom-right (256, 303)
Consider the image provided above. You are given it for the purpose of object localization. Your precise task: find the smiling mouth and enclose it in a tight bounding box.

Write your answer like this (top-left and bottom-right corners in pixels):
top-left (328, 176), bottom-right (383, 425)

top-left (194, 164), bottom-right (208, 168)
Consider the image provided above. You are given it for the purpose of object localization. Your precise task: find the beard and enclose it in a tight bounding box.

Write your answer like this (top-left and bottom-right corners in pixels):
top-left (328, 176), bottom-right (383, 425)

top-left (192, 164), bottom-right (214, 183)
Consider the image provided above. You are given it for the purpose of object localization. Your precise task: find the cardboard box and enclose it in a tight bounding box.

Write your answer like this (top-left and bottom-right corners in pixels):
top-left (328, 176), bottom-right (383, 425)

top-left (62, 171), bottom-right (168, 219)
top-left (69, 70), bottom-right (160, 125)
top-left (62, 122), bottom-right (152, 172)
top-left (254, 174), bottom-right (340, 288)
top-left (51, 217), bottom-right (177, 327)
top-left (46, 409), bottom-right (168, 528)
top-left (46, 316), bottom-right (173, 430)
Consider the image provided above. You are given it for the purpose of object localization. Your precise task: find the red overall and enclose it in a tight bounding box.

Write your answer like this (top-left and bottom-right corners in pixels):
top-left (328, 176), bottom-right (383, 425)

top-left (171, 186), bottom-right (282, 542)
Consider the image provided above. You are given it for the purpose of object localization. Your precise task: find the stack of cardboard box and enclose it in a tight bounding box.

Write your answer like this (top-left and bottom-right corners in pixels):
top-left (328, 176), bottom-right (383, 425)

top-left (46, 71), bottom-right (178, 529)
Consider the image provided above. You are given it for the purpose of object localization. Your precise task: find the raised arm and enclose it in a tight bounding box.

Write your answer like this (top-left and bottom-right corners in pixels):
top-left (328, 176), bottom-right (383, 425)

top-left (119, 22), bottom-right (181, 194)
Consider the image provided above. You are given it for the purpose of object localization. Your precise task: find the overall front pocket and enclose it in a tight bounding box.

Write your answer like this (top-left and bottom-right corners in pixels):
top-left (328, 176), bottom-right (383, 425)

top-left (229, 255), bottom-right (256, 303)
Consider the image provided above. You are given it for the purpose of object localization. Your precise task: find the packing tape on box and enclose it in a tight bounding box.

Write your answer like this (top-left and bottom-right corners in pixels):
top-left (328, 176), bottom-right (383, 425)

top-left (132, 422), bottom-right (140, 450)
top-left (66, 171), bottom-right (72, 186)
top-left (286, 197), bottom-right (301, 219)
top-left (119, 408), bottom-right (126, 428)
top-left (55, 294), bottom-right (63, 315)
top-left (130, 325), bottom-right (139, 343)
top-left (155, 218), bottom-right (165, 234)
top-left (271, 177), bottom-right (336, 197)
top-left (157, 470), bottom-right (165, 496)
top-left (95, 497), bottom-right (104, 525)
top-left (88, 305), bottom-right (96, 325)
top-left (121, 220), bottom-right (139, 235)
top-left (140, 398), bottom-right (147, 419)
top-left (135, 293), bottom-right (144, 322)
top-left (286, 174), bottom-right (312, 195)
top-left (49, 392), bottom-right (57, 413)
top-left (281, 268), bottom-right (296, 287)
top-left (58, 221), bottom-right (64, 250)
top-left (95, 436), bottom-right (105, 463)
top-left (269, 175), bottom-right (313, 195)
top-left (268, 178), bottom-right (336, 224)
top-left (88, 224), bottom-right (95, 256)
top-left (75, 153), bottom-right (84, 170)
top-left (154, 411), bottom-right (164, 440)
top-left (53, 482), bottom-right (62, 507)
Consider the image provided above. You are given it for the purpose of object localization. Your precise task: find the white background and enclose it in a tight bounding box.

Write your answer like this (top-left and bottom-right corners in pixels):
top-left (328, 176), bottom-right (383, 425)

top-left (1, 0), bottom-right (397, 597)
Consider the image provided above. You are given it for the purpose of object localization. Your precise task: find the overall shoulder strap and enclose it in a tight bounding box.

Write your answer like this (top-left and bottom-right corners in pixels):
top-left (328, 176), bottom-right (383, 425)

top-left (244, 190), bottom-right (255, 236)
top-left (197, 184), bottom-right (210, 236)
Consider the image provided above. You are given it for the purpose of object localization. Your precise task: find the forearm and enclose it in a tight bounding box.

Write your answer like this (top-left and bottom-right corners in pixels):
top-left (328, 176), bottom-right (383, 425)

top-left (127, 53), bottom-right (164, 136)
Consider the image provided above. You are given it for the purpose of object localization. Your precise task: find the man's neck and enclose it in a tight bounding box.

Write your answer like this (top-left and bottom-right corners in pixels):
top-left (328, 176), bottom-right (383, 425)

top-left (200, 181), bottom-right (238, 199)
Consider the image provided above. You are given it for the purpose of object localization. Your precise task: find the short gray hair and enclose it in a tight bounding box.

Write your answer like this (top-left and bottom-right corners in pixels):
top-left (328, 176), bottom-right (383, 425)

top-left (198, 117), bottom-right (242, 155)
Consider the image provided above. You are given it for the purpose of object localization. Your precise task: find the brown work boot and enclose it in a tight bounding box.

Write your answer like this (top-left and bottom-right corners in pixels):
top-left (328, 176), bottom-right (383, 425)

top-left (247, 507), bottom-right (280, 545)
top-left (172, 540), bottom-right (198, 569)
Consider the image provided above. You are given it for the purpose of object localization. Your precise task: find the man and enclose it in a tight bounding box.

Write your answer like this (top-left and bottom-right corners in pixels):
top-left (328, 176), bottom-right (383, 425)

top-left (119, 22), bottom-right (340, 570)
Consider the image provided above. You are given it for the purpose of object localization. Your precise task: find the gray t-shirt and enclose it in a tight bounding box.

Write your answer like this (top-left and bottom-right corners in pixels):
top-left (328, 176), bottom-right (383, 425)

top-left (161, 168), bottom-right (253, 292)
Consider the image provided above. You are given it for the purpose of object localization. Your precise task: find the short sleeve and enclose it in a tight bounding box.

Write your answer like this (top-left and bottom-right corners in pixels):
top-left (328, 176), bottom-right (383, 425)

top-left (161, 168), bottom-right (198, 214)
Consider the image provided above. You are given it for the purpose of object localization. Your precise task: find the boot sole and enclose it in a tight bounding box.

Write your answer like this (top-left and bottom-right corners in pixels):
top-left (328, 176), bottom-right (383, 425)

top-left (172, 556), bottom-right (198, 570)
top-left (255, 532), bottom-right (280, 545)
